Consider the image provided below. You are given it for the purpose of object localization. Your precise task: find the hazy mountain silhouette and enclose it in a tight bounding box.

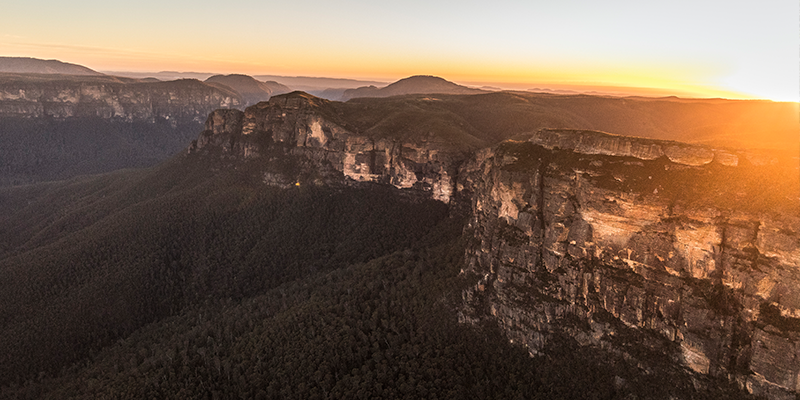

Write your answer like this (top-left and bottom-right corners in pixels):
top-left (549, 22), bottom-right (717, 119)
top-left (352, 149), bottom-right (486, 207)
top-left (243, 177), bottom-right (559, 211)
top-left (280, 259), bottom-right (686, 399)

top-left (0, 56), bottom-right (101, 75)
top-left (311, 87), bottom-right (351, 100)
top-left (205, 74), bottom-right (291, 106)
top-left (341, 75), bottom-right (486, 100)
top-left (262, 81), bottom-right (292, 95)
top-left (102, 70), bottom-right (216, 81)
top-left (253, 74), bottom-right (386, 92)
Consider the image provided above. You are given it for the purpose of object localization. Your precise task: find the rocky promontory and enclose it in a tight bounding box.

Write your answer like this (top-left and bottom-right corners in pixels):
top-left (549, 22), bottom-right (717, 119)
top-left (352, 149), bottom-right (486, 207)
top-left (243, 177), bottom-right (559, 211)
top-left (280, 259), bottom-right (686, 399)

top-left (191, 91), bottom-right (482, 202)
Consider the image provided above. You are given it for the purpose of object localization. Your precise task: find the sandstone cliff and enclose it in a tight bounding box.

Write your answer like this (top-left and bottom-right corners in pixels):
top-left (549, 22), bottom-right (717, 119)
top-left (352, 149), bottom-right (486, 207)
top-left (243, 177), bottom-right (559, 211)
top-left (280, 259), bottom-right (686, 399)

top-left (458, 132), bottom-right (800, 398)
top-left (190, 91), bottom-right (484, 202)
top-left (0, 74), bottom-right (241, 122)
top-left (190, 92), bottom-right (799, 398)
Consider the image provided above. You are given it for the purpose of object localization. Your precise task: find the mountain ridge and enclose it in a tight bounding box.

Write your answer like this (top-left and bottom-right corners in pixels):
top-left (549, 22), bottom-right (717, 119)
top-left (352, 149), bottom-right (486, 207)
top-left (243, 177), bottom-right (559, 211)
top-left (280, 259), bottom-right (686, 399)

top-left (191, 92), bottom-right (798, 399)
top-left (192, 90), bottom-right (798, 206)
top-left (0, 56), bottom-right (101, 75)
top-left (341, 75), bottom-right (486, 101)
top-left (0, 73), bottom-right (241, 185)
top-left (0, 81), bottom-right (796, 187)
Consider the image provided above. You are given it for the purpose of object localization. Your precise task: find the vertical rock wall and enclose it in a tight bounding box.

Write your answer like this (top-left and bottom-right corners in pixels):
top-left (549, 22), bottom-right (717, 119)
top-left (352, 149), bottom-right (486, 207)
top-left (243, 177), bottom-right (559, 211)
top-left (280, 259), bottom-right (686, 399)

top-left (459, 136), bottom-right (800, 398)
top-left (191, 96), bottom-right (800, 398)
top-left (193, 92), bottom-right (463, 202)
top-left (0, 78), bottom-right (241, 122)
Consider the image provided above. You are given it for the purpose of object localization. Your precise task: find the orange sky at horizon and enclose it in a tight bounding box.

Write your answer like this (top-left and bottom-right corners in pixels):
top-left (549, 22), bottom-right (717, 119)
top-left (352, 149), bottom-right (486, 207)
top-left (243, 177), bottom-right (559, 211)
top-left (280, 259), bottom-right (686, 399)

top-left (2, 1), bottom-right (797, 102)
top-left (3, 40), bottom-right (757, 101)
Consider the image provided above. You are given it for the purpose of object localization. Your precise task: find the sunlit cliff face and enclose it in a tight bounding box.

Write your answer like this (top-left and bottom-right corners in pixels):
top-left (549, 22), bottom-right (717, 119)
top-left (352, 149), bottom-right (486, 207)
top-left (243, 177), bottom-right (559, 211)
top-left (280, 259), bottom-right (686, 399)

top-left (459, 134), bottom-right (799, 398)
top-left (180, 83), bottom-right (800, 397)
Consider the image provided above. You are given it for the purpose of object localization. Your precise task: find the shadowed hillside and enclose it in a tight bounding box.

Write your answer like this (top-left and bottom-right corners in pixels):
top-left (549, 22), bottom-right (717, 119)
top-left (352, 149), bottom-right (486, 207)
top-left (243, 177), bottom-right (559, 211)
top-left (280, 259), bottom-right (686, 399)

top-left (339, 91), bottom-right (799, 151)
top-left (0, 147), bottom-right (759, 399)
top-left (206, 74), bottom-right (291, 107)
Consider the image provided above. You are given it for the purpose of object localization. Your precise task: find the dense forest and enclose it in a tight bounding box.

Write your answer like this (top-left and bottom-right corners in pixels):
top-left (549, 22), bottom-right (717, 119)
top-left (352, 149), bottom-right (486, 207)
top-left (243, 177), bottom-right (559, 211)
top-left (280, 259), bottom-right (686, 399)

top-left (0, 152), bottom-right (759, 398)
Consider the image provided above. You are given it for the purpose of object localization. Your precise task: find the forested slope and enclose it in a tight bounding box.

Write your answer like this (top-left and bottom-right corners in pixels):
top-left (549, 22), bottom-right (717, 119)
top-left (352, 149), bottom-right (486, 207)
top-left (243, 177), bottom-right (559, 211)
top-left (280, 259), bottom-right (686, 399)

top-left (0, 151), bottom-right (755, 399)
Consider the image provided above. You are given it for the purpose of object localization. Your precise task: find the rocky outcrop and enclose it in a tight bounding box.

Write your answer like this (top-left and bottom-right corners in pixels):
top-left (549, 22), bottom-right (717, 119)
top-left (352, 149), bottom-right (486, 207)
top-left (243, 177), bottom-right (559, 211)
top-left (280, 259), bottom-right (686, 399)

top-left (190, 92), bottom-right (471, 202)
top-left (0, 75), bottom-right (241, 123)
top-left (458, 135), bottom-right (799, 398)
top-left (528, 129), bottom-right (744, 166)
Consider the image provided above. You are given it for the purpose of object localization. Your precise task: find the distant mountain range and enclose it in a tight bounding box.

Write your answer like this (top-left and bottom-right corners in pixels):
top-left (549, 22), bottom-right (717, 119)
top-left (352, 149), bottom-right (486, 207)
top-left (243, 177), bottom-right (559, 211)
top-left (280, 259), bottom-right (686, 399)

top-left (0, 56), bottom-right (102, 75)
top-left (0, 56), bottom-right (797, 187)
top-left (100, 71), bottom-right (485, 101)
top-left (102, 70), bottom-right (387, 95)
top-left (0, 57), bottom-right (597, 102)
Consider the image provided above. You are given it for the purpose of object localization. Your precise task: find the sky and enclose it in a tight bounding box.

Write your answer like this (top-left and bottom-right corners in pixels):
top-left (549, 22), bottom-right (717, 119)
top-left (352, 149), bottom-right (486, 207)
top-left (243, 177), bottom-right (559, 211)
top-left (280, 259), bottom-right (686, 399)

top-left (1, 0), bottom-right (798, 101)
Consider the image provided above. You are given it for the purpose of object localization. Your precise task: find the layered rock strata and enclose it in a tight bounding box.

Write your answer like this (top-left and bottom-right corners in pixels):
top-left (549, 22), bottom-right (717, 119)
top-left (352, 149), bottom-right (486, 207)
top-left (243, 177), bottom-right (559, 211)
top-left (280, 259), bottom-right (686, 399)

top-left (0, 75), bottom-right (240, 123)
top-left (459, 135), bottom-right (799, 398)
top-left (190, 92), bottom-right (466, 202)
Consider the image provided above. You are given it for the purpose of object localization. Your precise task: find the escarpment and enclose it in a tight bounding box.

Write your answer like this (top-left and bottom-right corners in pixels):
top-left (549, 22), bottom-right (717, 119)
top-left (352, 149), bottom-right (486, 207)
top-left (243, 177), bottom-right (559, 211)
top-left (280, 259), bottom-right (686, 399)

top-left (458, 136), bottom-right (799, 399)
top-left (0, 75), bottom-right (241, 122)
top-left (191, 93), bottom-right (799, 398)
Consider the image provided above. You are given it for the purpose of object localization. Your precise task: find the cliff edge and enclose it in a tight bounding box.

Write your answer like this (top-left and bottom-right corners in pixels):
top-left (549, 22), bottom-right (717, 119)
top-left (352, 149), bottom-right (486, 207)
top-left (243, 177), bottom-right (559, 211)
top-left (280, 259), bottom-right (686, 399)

top-left (0, 74), bottom-right (241, 122)
top-left (189, 93), bottom-right (800, 398)
top-left (459, 134), bottom-right (799, 398)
